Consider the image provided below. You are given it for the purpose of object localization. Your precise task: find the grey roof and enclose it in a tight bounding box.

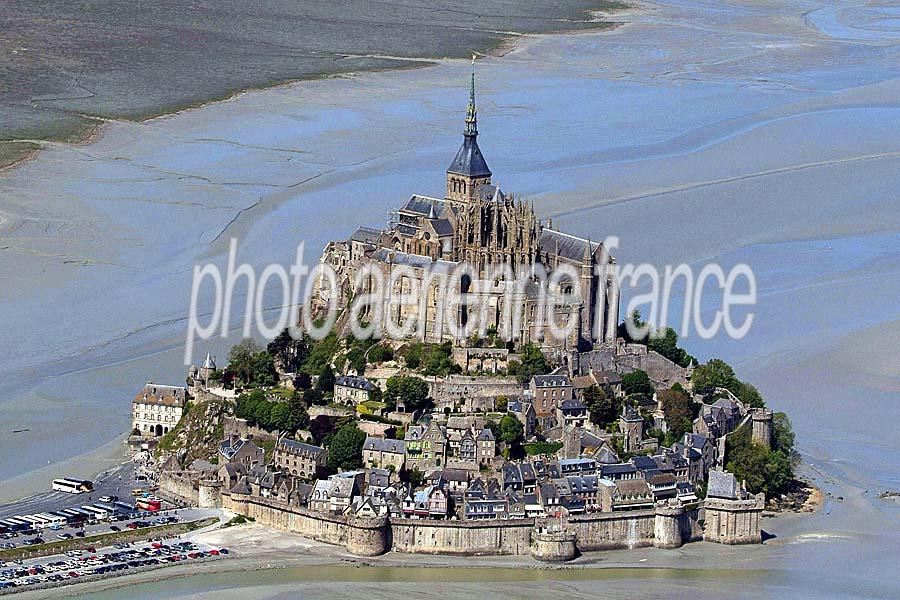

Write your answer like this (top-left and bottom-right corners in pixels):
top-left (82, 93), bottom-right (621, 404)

top-left (364, 436), bottom-right (405, 454)
top-left (540, 229), bottom-right (599, 263)
top-left (476, 428), bottom-right (495, 441)
top-left (370, 248), bottom-right (458, 270)
top-left (532, 374), bottom-right (571, 388)
top-left (431, 218), bottom-right (454, 237)
top-left (559, 397), bottom-right (586, 411)
top-left (594, 446), bottom-right (620, 465)
top-left (278, 439), bottom-right (325, 457)
top-left (631, 456), bottom-right (658, 472)
top-left (707, 470), bottom-right (738, 500)
top-left (335, 375), bottom-right (376, 391)
top-left (474, 184), bottom-right (505, 202)
top-left (401, 195), bottom-right (445, 216)
top-left (447, 134), bottom-right (491, 177)
top-left (600, 463), bottom-right (638, 476)
top-left (350, 226), bottom-right (381, 244)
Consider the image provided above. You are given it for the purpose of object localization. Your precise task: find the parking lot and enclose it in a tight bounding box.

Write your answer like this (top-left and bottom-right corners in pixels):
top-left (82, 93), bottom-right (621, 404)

top-left (0, 507), bottom-right (217, 553)
top-left (0, 535), bottom-right (228, 591)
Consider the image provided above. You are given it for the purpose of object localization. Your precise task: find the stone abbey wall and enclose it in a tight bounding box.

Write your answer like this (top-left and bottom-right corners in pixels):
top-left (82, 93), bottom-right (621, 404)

top-left (221, 493), bottom-right (389, 556)
top-left (391, 518), bottom-right (534, 555)
top-left (218, 494), bottom-right (750, 559)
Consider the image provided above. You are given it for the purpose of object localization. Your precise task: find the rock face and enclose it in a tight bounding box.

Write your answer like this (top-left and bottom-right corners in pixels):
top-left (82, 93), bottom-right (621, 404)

top-left (157, 398), bottom-right (231, 467)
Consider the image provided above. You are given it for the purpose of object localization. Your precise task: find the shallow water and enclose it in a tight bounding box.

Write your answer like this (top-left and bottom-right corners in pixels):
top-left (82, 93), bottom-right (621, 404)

top-left (1, 0), bottom-right (900, 595)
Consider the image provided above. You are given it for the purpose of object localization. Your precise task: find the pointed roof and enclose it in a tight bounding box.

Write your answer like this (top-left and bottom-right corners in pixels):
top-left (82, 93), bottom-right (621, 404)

top-left (202, 352), bottom-right (216, 370)
top-left (447, 58), bottom-right (491, 178)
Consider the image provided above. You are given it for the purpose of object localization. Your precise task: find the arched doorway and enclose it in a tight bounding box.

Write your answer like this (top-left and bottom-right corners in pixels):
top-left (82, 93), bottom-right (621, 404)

top-left (154, 424), bottom-right (163, 437)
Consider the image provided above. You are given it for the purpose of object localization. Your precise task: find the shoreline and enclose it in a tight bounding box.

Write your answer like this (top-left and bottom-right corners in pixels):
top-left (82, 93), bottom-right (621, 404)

top-left (17, 519), bottom-right (782, 599)
top-left (0, 6), bottom-right (627, 174)
top-left (0, 5), bottom-right (628, 500)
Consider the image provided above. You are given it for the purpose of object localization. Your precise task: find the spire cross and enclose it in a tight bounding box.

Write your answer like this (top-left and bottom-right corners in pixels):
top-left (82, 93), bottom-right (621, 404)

top-left (465, 54), bottom-right (478, 137)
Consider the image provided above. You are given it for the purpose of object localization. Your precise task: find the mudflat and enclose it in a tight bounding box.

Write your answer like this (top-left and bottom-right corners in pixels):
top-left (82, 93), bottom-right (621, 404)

top-left (0, 0), bottom-right (620, 166)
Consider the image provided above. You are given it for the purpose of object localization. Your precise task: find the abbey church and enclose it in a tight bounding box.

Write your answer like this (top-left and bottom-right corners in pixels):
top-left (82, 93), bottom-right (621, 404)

top-left (316, 66), bottom-right (619, 354)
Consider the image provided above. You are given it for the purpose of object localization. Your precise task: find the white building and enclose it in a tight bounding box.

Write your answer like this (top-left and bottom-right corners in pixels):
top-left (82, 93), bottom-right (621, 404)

top-left (132, 382), bottom-right (186, 437)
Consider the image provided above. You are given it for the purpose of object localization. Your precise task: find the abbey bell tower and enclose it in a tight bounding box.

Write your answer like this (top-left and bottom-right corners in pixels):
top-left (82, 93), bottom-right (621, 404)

top-left (446, 59), bottom-right (492, 205)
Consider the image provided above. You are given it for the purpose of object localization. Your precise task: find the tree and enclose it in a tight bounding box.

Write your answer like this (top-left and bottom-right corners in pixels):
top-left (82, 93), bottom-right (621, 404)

top-left (508, 343), bottom-right (548, 383)
top-left (484, 419), bottom-right (500, 439)
top-left (269, 402), bottom-right (293, 432)
top-left (691, 358), bottom-right (738, 397)
top-left (327, 423), bottom-right (366, 471)
top-left (401, 466), bottom-right (423, 489)
top-left (734, 381), bottom-right (765, 408)
top-left (621, 370), bottom-right (654, 398)
top-left (584, 385), bottom-right (616, 427)
top-left (499, 414), bottom-right (524, 445)
top-left (726, 426), bottom-right (794, 497)
top-left (658, 386), bottom-right (693, 441)
top-left (384, 376), bottom-right (430, 412)
top-left (346, 347), bottom-right (367, 375)
top-left (495, 395), bottom-right (509, 413)
top-left (304, 386), bottom-right (324, 406)
top-left (317, 364), bottom-right (335, 394)
top-left (228, 339), bottom-right (278, 388)
top-left (266, 327), bottom-right (310, 373)
top-left (287, 391), bottom-right (309, 430)
top-left (692, 358), bottom-right (766, 407)
top-left (647, 327), bottom-right (695, 368)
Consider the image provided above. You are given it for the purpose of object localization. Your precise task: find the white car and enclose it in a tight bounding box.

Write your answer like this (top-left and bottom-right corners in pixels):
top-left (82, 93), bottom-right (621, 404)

top-left (99, 495), bottom-right (113, 503)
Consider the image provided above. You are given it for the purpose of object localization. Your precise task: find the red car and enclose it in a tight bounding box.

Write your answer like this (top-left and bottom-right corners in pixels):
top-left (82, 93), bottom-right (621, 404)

top-left (208, 549), bottom-right (219, 556)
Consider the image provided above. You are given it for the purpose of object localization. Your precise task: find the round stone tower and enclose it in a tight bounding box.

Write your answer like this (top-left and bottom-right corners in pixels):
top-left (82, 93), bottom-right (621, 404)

top-left (530, 528), bottom-right (577, 562)
top-left (345, 516), bottom-right (390, 556)
top-left (198, 479), bottom-right (222, 509)
top-left (751, 409), bottom-right (773, 449)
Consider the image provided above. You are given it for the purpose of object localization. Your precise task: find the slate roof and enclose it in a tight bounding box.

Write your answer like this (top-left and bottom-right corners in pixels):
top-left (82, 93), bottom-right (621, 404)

top-left (448, 135), bottom-right (491, 177)
top-left (350, 226), bottom-right (381, 244)
top-left (593, 446), bottom-right (620, 465)
top-left (540, 229), bottom-right (599, 263)
top-left (431, 218), bottom-right (454, 236)
top-left (707, 470), bottom-right (738, 500)
top-left (335, 375), bottom-right (376, 391)
top-left (559, 397), bottom-right (586, 412)
top-left (363, 436), bottom-right (406, 454)
top-left (278, 439), bottom-right (325, 457)
top-left (474, 183), bottom-right (505, 203)
top-left (400, 195), bottom-right (445, 216)
top-left (532, 374), bottom-right (571, 388)
top-left (370, 248), bottom-right (458, 270)
top-left (476, 428), bottom-right (495, 441)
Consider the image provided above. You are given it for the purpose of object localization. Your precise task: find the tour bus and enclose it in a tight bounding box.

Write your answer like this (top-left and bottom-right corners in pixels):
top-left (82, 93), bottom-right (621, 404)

top-left (136, 498), bottom-right (162, 512)
top-left (52, 478), bottom-right (93, 494)
top-left (36, 512), bottom-right (67, 529)
top-left (56, 509), bottom-right (86, 526)
top-left (113, 501), bottom-right (136, 515)
top-left (81, 505), bottom-right (109, 520)
top-left (2, 517), bottom-right (31, 532)
top-left (20, 515), bottom-right (47, 530)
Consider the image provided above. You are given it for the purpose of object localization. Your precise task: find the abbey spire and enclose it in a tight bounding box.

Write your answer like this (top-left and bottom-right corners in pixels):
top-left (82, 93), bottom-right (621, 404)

top-left (465, 59), bottom-right (478, 137)
top-left (446, 56), bottom-right (492, 204)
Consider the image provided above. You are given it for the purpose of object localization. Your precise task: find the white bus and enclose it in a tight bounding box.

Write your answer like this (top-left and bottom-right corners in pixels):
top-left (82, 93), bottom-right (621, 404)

top-left (20, 515), bottom-right (48, 530)
top-left (36, 512), bottom-right (67, 529)
top-left (52, 478), bottom-right (93, 494)
top-left (81, 505), bottom-right (109, 520)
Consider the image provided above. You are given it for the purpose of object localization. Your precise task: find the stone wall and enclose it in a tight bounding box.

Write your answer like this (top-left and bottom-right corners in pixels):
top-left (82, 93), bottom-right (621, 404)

top-left (390, 518), bottom-right (534, 556)
top-left (223, 416), bottom-right (277, 443)
top-left (703, 496), bottom-right (764, 544)
top-left (158, 472), bottom-right (199, 505)
top-left (430, 375), bottom-right (523, 411)
top-left (569, 510), bottom-right (657, 550)
top-left (220, 493), bottom-right (389, 556)
top-left (217, 492), bottom-right (749, 558)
